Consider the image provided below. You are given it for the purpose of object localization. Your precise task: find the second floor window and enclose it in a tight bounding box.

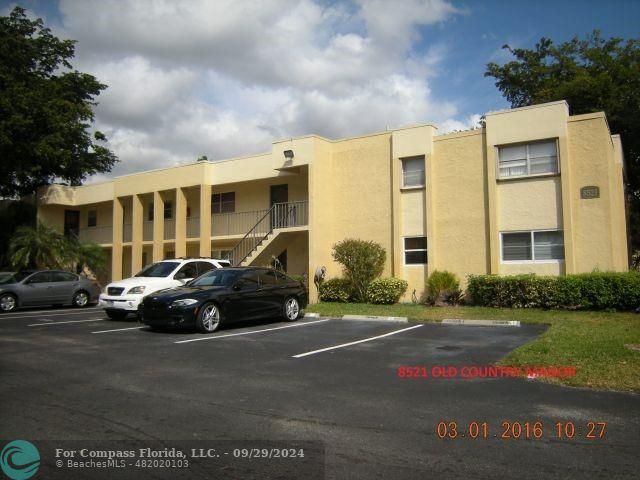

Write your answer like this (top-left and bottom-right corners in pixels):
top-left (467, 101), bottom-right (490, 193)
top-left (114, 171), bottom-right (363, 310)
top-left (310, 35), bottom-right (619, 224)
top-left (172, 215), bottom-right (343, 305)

top-left (164, 201), bottom-right (173, 219)
top-left (401, 156), bottom-right (425, 188)
top-left (498, 139), bottom-right (558, 179)
top-left (87, 210), bottom-right (97, 227)
top-left (212, 192), bottom-right (235, 214)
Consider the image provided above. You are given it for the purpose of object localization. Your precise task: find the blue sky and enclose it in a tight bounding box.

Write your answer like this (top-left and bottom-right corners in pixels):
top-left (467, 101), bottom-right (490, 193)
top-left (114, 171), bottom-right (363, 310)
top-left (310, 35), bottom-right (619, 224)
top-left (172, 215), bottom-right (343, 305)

top-left (2, 0), bottom-right (638, 179)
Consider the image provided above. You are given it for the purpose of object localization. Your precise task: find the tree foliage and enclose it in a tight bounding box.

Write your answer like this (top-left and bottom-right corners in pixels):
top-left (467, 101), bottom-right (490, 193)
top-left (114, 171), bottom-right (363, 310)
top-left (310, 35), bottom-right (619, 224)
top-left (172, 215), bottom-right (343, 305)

top-left (0, 7), bottom-right (117, 198)
top-left (9, 222), bottom-right (106, 274)
top-left (332, 239), bottom-right (386, 302)
top-left (485, 31), bottom-right (640, 254)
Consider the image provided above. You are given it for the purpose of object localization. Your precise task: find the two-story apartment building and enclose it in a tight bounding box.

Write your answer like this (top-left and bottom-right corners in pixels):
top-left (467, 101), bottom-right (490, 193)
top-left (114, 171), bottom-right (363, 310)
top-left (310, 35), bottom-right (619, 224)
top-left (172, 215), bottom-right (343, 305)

top-left (37, 101), bottom-right (628, 302)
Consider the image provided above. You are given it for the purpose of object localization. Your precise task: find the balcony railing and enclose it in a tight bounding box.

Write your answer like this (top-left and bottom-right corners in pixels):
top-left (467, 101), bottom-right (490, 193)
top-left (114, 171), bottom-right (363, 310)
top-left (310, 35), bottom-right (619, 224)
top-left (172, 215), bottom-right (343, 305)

top-left (212, 209), bottom-right (269, 237)
top-left (226, 201), bottom-right (309, 265)
top-left (94, 202), bottom-right (308, 245)
top-left (78, 226), bottom-right (113, 244)
top-left (187, 217), bottom-right (200, 238)
top-left (164, 219), bottom-right (175, 240)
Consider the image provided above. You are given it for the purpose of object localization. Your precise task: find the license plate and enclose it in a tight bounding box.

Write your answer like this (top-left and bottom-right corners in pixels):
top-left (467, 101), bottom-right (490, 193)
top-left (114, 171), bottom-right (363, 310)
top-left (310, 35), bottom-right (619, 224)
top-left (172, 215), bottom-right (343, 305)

top-left (106, 300), bottom-right (114, 307)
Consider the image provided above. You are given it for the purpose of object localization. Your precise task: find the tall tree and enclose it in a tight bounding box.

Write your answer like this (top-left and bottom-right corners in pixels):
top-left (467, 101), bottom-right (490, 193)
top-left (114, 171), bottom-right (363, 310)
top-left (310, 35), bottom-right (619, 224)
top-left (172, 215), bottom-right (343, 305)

top-left (485, 31), bottom-right (640, 258)
top-left (0, 7), bottom-right (117, 198)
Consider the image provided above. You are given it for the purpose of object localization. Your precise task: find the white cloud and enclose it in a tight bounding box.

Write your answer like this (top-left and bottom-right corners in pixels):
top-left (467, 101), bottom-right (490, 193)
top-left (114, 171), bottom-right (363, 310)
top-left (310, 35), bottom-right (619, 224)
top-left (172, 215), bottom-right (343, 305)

top-left (44, 0), bottom-right (482, 180)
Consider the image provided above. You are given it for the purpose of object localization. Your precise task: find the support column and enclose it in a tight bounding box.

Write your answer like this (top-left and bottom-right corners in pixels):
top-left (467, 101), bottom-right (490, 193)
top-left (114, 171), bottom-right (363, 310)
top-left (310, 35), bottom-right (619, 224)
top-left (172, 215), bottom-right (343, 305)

top-left (131, 194), bottom-right (143, 274)
top-left (175, 187), bottom-right (187, 258)
top-left (152, 191), bottom-right (164, 262)
top-left (199, 184), bottom-right (212, 257)
top-left (111, 197), bottom-right (124, 281)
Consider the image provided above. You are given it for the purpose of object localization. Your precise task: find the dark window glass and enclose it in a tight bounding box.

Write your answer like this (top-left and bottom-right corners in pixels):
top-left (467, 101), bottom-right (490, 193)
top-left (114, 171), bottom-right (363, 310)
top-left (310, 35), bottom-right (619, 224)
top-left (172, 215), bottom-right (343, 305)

top-left (259, 270), bottom-right (279, 285)
top-left (51, 272), bottom-right (78, 282)
top-left (502, 232), bottom-right (532, 261)
top-left (238, 270), bottom-right (260, 288)
top-left (148, 204), bottom-right (154, 222)
top-left (404, 236), bottom-right (427, 265)
top-left (405, 251), bottom-right (428, 265)
top-left (88, 210), bottom-right (97, 227)
top-left (191, 269), bottom-right (239, 287)
top-left (175, 262), bottom-right (198, 280)
top-left (28, 272), bottom-right (51, 283)
top-left (164, 201), bottom-right (173, 219)
top-left (404, 237), bottom-right (427, 250)
top-left (212, 192), bottom-right (235, 214)
top-left (135, 262), bottom-right (180, 277)
top-left (196, 262), bottom-right (216, 276)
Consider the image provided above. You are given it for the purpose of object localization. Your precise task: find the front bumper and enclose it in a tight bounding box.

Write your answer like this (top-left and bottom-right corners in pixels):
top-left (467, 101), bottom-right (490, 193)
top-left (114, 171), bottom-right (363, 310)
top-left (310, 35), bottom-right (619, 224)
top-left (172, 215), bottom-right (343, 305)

top-left (140, 305), bottom-right (198, 328)
top-left (99, 294), bottom-right (143, 312)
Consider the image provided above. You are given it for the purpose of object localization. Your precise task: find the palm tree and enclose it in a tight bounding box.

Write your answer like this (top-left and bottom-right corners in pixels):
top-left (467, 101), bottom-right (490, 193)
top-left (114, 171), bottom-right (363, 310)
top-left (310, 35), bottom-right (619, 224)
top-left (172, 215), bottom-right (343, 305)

top-left (9, 223), bottom-right (106, 275)
top-left (70, 237), bottom-right (107, 274)
top-left (9, 223), bottom-right (74, 270)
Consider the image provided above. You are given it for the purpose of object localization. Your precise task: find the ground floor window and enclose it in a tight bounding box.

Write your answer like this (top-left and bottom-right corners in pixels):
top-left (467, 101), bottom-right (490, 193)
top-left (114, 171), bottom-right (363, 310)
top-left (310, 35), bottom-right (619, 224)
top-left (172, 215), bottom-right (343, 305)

top-left (501, 230), bottom-right (564, 262)
top-left (404, 236), bottom-right (427, 265)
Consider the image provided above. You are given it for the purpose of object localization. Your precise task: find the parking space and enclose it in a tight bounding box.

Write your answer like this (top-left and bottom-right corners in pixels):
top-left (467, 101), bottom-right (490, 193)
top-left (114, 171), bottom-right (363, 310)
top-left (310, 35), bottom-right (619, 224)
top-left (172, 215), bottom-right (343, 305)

top-left (1, 306), bottom-right (639, 479)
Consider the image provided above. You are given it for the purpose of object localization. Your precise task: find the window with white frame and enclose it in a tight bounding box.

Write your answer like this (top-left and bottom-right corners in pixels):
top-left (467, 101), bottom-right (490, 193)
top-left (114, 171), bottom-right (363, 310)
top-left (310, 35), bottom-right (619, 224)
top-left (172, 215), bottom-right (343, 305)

top-left (498, 140), bottom-right (558, 179)
top-left (401, 156), bottom-right (425, 188)
top-left (501, 230), bottom-right (564, 262)
top-left (404, 236), bottom-right (427, 264)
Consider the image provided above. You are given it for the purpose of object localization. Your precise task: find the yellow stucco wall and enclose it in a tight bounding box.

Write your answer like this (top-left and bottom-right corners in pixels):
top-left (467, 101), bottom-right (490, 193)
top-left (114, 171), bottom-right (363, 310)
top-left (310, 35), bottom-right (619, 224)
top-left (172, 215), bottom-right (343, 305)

top-left (432, 130), bottom-right (489, 286)
top-left (568, 114), bottom-right (627, 272)
top-left (498, 177), bottom-right (563, 231)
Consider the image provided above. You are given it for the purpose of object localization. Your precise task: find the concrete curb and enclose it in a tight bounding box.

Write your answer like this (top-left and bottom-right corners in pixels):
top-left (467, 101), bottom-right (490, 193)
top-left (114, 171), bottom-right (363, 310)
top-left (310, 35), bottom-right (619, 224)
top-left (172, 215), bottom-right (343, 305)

top-left (303, 312), bottom-right (321, 319)
top-left (441, 319), bottom-right (520, 327)
top-left (342, 314), bottom-right (408, 323)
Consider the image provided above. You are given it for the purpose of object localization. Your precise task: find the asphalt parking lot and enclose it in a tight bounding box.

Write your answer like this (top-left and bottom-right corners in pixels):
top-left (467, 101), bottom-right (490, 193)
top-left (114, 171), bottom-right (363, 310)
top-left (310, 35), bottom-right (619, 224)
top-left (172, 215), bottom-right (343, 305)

top-left (1, 306), bottom-right (639, 479)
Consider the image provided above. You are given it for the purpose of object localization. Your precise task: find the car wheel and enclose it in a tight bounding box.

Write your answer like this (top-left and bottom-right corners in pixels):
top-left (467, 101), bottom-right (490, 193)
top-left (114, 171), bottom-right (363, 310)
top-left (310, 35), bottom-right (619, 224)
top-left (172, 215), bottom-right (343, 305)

top-left (106, 310), bottom-right (127, 320)
top-left (196, 302), bottom-right (221, 333)
top-left (72, 290), bottom-right (90, 308)
top-left (0, 293), bottom-right (17, 313)
top-left (282, 296), bottom-right (300, 321)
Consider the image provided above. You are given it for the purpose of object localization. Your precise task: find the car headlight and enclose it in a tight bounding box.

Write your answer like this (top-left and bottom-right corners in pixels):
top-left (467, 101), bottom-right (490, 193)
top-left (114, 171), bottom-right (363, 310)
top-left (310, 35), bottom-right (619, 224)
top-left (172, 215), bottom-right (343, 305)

top-left (170, 298), bottom-right (199, 308)
top-left (127, 286), bottom-right (146, 295)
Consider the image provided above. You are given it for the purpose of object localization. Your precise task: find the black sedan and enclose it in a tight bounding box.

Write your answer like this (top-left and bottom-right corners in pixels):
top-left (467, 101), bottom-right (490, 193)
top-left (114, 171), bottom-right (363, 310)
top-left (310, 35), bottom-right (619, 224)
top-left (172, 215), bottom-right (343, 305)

top-left (139, 267), bottom-right (308, 333)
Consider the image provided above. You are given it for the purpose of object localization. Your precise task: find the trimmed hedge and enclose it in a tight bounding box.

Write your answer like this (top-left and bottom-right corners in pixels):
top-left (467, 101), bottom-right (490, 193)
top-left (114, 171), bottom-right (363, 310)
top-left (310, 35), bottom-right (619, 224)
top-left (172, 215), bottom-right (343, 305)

top-left (467, 272), bottom-right (640, 310)
top-left (367, 277), bottom-right (408, 304)
top-left (319, 278), bottom-right (353, 303)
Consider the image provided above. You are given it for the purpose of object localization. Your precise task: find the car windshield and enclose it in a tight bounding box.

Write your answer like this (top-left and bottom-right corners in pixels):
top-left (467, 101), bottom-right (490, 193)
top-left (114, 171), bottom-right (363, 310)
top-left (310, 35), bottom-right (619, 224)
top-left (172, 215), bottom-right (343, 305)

top-left (0, 271), bottom-right (30, 284)
top-left (134, 262), bottom-right (180, 278)
top-left (189, 269), bottom-right (240, 287)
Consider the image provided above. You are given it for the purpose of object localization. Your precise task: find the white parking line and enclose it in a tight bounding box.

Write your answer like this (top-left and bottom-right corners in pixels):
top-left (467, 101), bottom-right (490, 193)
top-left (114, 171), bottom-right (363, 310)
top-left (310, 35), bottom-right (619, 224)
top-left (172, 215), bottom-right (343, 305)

top-left (27, 318), bottom-right (106, 327)
top-left (3, 310), bottom-right (104, 320)
top-left (175, 319), bottom-right (331, 344)
top-left (292, 324), bottom-right (424, 358)
top-left (92, 326), bottom-right (144, 334)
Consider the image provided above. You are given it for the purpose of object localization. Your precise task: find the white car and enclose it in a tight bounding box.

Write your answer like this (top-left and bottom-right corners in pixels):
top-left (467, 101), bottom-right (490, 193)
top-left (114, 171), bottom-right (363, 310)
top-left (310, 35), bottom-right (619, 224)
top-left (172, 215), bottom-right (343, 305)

top-left (99, 258), bottom-right (231, 320)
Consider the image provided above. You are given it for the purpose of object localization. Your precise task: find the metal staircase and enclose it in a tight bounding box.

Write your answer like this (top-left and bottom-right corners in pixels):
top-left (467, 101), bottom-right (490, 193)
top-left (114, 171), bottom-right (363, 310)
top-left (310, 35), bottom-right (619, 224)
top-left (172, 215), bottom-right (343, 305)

top-left (225, 201), bottom-right (308, 266)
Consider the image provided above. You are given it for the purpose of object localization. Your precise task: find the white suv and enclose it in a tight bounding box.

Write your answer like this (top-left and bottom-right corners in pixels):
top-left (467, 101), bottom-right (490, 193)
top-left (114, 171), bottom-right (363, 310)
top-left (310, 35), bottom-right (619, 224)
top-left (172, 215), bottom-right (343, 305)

top-left (99, 258), bottom-right (231, 320)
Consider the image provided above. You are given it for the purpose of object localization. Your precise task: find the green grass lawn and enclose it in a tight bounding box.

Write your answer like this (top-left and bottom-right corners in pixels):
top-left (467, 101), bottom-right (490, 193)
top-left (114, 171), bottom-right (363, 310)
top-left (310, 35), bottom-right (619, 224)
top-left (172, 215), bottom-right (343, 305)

top-left (307, 303), bottom-right (640, 392)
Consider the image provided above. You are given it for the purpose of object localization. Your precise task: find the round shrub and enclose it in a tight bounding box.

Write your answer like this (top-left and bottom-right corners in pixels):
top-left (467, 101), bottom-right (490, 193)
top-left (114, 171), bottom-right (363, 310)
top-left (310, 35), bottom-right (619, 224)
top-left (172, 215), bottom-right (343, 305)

top-left (366, 277), bottom-right (408, 304)
top-left (332, 238), bottom-right (386, 302)
top-left (319, 278), bottom-right (353, 303)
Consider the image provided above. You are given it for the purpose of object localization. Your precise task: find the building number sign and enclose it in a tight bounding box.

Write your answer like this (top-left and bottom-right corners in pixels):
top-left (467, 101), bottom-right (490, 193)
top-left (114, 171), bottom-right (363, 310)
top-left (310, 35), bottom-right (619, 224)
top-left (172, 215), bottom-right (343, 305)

top-left (580, 186), bottom-right (600, 199)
